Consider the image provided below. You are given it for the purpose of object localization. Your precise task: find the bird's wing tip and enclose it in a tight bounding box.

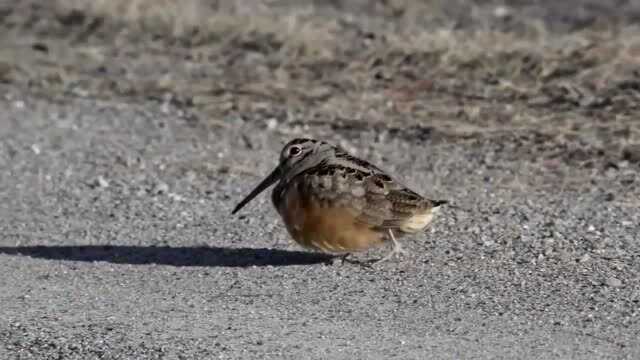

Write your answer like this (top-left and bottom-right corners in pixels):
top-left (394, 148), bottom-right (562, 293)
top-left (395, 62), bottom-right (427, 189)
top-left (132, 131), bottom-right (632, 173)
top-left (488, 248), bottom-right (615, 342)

top-left (432, 200), bottom-right (448, 207)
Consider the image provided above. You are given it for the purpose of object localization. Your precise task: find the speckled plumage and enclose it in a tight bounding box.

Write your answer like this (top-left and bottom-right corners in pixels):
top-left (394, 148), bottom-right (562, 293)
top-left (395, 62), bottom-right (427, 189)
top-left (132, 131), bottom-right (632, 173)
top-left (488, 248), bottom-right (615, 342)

top-left (232, 138), bottom-right (447, 262)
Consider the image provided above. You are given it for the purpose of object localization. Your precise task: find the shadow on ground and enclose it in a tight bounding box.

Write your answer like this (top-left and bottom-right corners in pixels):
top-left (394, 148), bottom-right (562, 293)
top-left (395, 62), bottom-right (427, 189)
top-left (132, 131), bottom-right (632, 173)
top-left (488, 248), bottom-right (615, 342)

top-left (0, 245), bottom-right (334, 267)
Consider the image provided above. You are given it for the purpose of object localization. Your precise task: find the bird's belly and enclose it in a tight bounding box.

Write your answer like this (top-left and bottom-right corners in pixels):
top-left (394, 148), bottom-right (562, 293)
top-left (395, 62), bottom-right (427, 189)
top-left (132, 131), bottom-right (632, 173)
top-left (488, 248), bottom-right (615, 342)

top-left (276, 187), bottom-right (384, 253)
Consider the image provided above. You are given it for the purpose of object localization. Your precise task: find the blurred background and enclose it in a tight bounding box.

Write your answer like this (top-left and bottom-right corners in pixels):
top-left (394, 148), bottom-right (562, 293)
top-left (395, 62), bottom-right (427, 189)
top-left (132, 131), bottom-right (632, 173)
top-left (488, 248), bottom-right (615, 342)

top-left (1, 0), bottom-right (639, 144)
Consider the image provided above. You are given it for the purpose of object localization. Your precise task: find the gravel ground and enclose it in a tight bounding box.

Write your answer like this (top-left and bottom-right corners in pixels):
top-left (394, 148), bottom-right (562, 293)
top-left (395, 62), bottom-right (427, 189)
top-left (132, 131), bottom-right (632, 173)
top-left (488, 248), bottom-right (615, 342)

top-left (1, 0), bottom-right (640, 359)
top-left (0, 89), bottom-right (638, 359)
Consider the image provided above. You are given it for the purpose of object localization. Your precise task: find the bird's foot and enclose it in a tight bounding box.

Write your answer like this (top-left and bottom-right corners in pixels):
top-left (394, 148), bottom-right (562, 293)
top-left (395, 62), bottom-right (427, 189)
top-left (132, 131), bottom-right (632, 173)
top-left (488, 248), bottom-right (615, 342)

top-left (374, 243), bottom-right (408, 264)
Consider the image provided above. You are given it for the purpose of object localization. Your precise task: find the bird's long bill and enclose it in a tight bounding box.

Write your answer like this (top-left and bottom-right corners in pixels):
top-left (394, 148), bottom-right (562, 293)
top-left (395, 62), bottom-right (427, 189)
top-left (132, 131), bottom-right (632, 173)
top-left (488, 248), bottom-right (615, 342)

top-left (231, 166), bottom-right (281, 214)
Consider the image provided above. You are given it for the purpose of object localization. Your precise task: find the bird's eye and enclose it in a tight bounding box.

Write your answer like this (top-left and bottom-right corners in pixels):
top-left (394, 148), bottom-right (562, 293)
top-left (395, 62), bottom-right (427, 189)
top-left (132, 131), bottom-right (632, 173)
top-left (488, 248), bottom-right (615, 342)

top-left (288, 146), bottom-right (302, 156)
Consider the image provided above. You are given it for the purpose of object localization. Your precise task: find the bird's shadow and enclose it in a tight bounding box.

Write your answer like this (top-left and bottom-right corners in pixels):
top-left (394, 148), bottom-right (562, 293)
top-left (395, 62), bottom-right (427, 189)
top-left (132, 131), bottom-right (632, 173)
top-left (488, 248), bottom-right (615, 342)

top-left (0, 245), bottom-right (335, 268)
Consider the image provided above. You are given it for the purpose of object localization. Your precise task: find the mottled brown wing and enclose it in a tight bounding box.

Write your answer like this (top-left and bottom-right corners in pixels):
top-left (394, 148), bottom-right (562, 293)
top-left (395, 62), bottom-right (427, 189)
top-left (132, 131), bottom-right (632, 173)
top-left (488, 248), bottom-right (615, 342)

top-left (298, 165), bottom-right (435, 231)
top-left (361, 173), bottom-right (438, 231)
top-left (296, 165), bottom-right (372, 218)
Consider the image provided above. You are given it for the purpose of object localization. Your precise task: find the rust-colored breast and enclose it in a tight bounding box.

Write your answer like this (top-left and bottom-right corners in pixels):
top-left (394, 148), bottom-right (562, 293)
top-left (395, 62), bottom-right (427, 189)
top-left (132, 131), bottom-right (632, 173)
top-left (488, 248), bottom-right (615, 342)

top-left (275, 183), bottom-right (384, 254)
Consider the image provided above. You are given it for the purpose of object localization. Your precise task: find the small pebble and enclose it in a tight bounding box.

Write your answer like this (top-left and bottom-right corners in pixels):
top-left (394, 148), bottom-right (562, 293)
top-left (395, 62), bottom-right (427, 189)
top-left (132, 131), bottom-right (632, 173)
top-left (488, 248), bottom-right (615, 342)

top-left (154, 182), bottom-right (169, 194)
top-left (605, 277), bottom-right (623, 288)
top-left (579, 254), bottom-right (591, 263)
top-left (96, 176), bottom-right (109, 188)
top-left (266, 118), bottom-right (278, 130)
top-left (494, 6), bottom-right (512, 18)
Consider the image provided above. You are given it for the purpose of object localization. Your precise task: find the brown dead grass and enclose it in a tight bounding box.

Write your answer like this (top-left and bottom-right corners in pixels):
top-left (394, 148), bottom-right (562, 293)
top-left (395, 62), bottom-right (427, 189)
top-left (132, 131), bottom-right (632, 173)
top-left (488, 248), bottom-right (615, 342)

top-left (56, 0), bottom-right (215, 37)
top-left (2, 0), bottom-right (635, 153)
top-left (51, 0), bottom-right (640, 84)
top-left (54, 0), bottom-right (344, 58)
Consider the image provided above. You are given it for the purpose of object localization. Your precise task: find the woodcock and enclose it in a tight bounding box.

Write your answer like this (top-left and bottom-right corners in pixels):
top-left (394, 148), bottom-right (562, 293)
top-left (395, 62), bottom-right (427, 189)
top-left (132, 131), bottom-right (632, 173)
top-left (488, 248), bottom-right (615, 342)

top-left (231, 138), bottom-right (447, 262)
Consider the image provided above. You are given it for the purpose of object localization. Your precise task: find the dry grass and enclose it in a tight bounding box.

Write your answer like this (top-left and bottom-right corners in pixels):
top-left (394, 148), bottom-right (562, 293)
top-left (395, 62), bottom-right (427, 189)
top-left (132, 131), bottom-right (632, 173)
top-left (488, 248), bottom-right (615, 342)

top-left (54, 0), bottom-right (344, 58)
top-left (50, 0), bottom-right (640, 85)
top-left (56, 0), bottom-right (215, 37)
top-left (1, 0), bottom-right (637, 158)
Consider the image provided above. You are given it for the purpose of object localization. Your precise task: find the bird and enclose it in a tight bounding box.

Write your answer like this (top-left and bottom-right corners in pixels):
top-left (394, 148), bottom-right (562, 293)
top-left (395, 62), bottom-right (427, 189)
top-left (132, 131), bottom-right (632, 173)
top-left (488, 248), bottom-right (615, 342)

top-left (231, 138), bottom-right (447, 263)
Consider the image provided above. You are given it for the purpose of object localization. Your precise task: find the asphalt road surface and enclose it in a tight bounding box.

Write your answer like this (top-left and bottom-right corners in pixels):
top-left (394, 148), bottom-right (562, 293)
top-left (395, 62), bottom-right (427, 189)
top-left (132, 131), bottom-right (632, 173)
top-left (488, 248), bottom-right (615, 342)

top-left (0, 89), bottom-right (638, 359)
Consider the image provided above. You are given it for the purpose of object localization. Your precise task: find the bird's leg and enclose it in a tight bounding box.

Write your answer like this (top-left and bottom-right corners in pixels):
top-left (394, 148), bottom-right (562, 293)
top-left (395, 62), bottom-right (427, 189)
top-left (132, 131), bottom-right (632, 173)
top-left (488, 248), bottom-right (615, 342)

top-left (376, 230), bottom-right (408, 263)
top-left (329, 252), bottom-right (350, 265)
top-left (331, 253), bottom-right (375, 268)
top-left (340, 253), bottom-right (352, 262)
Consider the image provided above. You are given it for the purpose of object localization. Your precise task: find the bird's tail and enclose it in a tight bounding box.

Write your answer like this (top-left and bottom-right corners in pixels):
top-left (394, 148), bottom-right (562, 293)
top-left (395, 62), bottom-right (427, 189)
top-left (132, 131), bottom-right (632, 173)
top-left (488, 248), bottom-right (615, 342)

top-left (432, 200), bottom-right (448, 207)
top-left (432, 200), bottom-right (472, 212)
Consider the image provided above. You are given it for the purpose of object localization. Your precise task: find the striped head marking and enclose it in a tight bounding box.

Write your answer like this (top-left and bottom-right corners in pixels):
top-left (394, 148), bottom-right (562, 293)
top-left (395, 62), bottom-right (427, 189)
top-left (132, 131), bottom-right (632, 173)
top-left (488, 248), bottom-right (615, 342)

top-left (231, 138), bottom-right (334, 214)
top-left (278, 138), bottom-right (335, 180)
